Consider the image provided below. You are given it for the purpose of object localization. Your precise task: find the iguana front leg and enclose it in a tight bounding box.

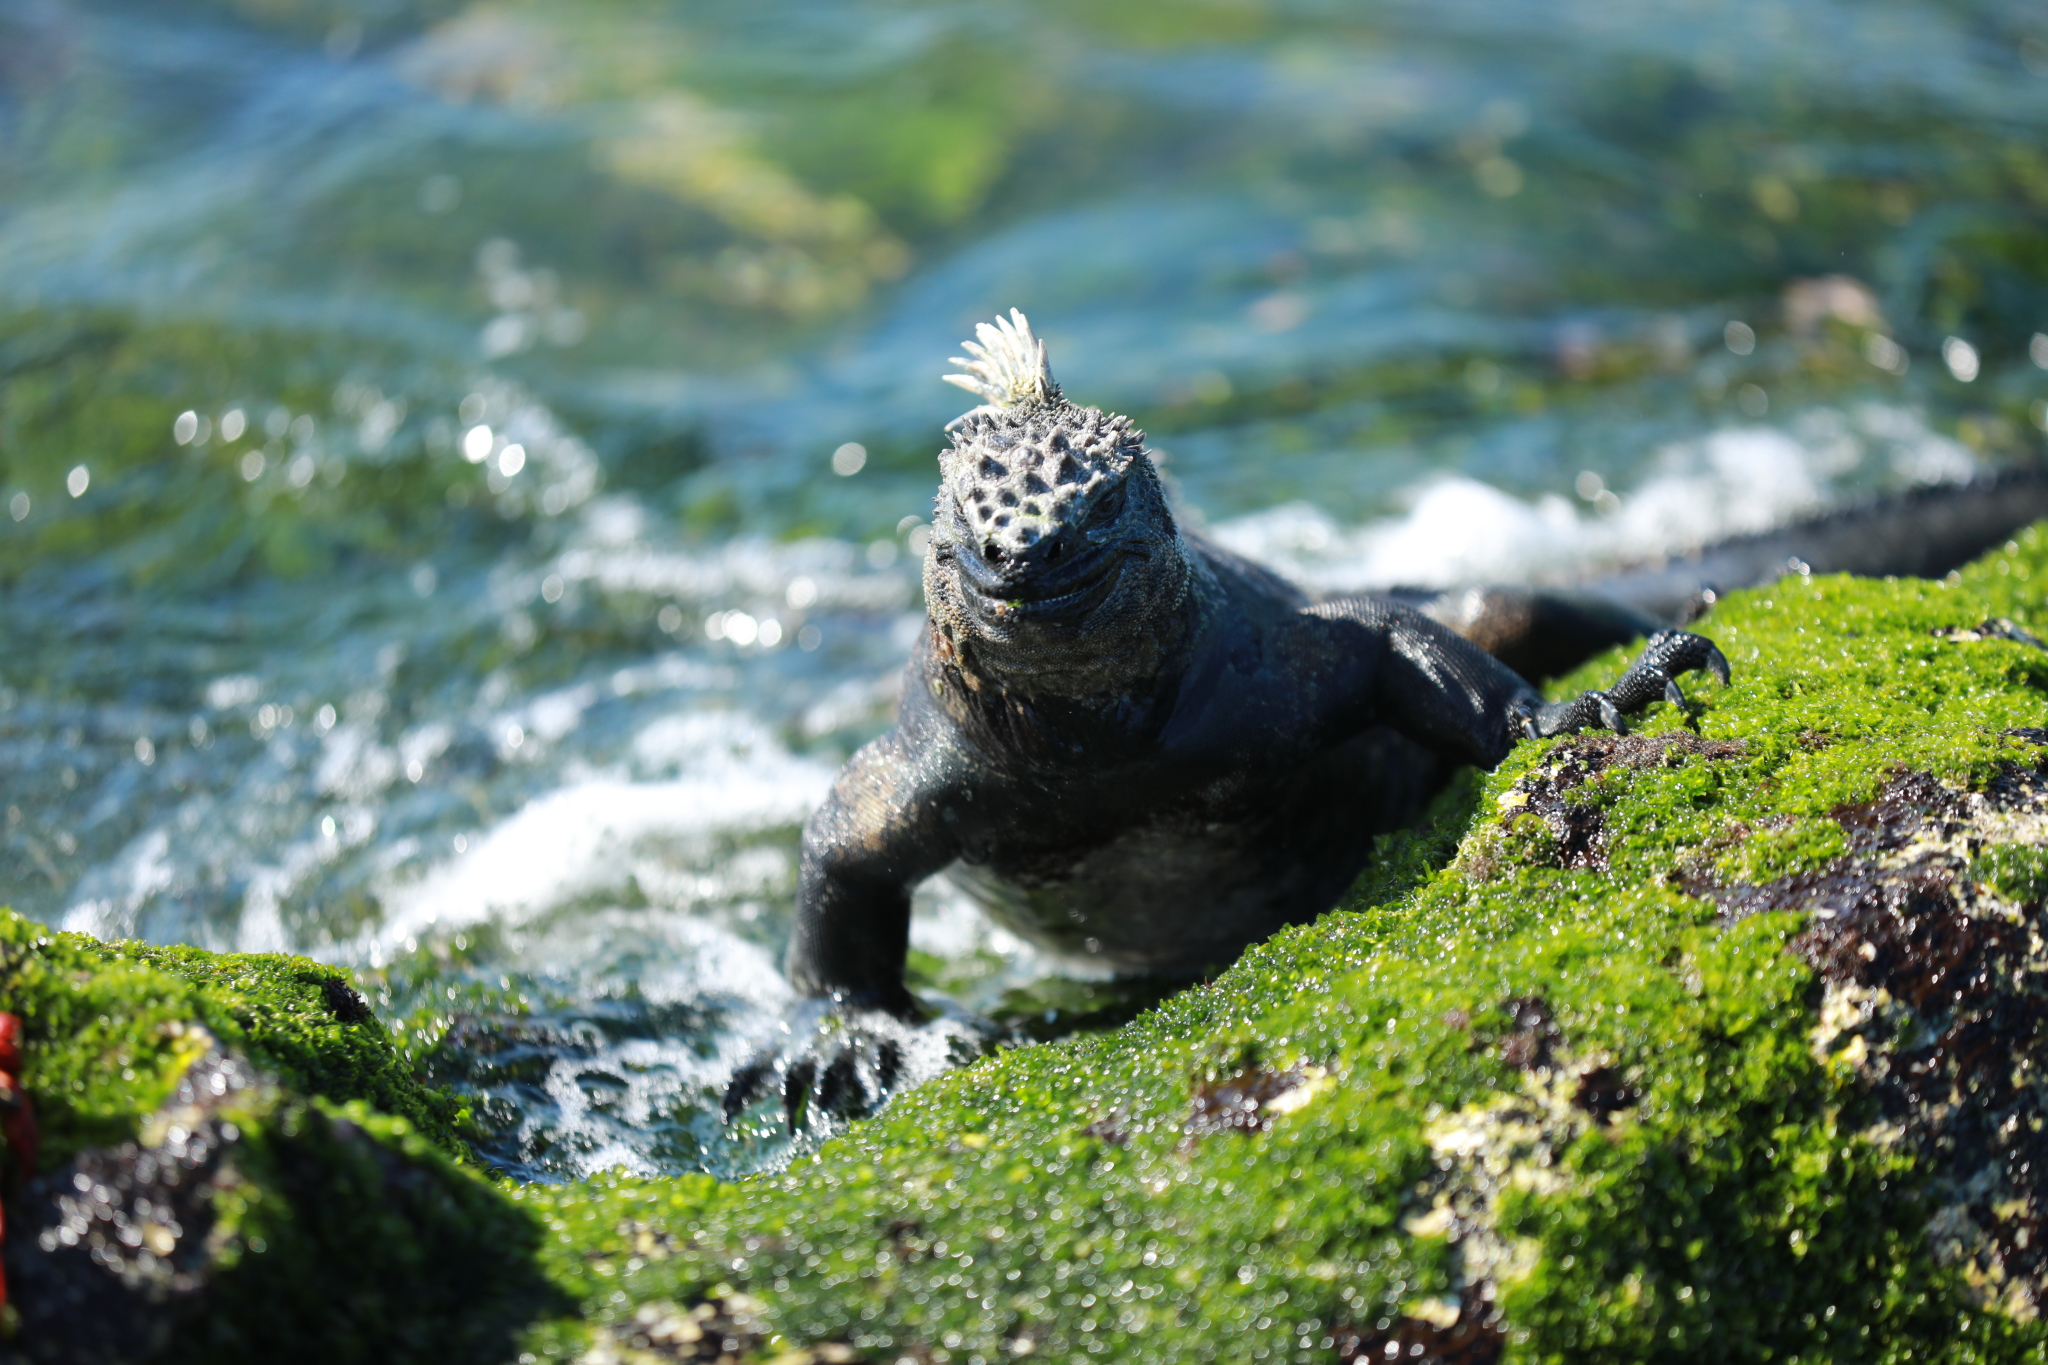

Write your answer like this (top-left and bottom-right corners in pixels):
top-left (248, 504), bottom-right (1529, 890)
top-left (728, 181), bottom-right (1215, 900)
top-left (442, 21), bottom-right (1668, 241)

top-left (725, 724), bottom-right (969, 1129)
top-left (786, 723), bottom-right (967, 1014)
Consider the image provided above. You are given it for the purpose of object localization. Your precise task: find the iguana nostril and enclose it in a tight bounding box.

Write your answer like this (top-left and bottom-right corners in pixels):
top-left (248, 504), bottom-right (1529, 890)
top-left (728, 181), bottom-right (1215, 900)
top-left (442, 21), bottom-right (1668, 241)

top-left (983, 543), bottom-right (1003, 564)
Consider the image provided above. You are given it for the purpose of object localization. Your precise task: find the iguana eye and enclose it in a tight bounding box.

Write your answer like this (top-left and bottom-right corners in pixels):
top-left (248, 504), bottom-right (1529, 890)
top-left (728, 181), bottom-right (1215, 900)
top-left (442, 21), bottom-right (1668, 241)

top-left (1088, 482), bottom-right (1127, 527)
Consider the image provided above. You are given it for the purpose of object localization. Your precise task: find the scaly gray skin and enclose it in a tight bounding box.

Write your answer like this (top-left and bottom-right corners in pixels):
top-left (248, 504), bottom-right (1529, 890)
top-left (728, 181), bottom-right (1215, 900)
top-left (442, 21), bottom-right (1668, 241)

top-left (728, 310), bottom-right (1726, 1126)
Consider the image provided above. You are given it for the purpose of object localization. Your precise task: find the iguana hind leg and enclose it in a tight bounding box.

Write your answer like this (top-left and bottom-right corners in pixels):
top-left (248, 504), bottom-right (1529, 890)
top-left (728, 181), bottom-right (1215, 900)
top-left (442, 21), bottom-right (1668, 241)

top-left (1515, 630), bottom-right (1732, 738)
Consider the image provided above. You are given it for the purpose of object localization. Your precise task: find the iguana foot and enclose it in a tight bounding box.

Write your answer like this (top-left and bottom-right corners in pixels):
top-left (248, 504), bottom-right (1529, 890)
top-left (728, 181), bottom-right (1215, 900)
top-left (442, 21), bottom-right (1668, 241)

top-left (720, 997), bottom-right (993, 1133)
top-left (1517, 629), bottom-right (1731, 739)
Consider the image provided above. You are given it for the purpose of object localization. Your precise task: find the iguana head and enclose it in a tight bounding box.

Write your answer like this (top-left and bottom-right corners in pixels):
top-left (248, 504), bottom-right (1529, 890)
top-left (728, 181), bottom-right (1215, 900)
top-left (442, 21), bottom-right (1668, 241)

top-left (924, 310), bottom-right (1191, 690)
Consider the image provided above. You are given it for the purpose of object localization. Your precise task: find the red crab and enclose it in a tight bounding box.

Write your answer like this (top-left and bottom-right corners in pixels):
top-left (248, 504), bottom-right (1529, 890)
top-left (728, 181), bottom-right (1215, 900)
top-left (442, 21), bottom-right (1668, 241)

top-left (0, 1012), bottom-right (37, 1311)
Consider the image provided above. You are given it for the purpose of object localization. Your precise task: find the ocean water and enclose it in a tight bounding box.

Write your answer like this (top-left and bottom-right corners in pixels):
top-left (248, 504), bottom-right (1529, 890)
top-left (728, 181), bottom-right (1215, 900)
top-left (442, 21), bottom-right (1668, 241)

top-left (2, 0), bottom-right (2045, 1178)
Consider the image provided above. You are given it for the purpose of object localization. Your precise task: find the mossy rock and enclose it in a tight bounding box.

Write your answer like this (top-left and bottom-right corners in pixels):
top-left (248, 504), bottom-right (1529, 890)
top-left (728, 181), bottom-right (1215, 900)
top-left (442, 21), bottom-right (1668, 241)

top-left (0, 915), bottom-right (466, 1163)
top-left (15, 529), bottom-right (2048, 1361)
top-left (0, 918), bottom-right (561, 1363)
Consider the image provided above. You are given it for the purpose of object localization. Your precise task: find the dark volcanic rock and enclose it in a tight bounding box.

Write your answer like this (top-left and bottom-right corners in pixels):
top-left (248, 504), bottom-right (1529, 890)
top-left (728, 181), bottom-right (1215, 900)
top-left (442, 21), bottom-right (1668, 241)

top-left (1698, 761), bottom-right (2048, 1320)
top-left (6, 1050), bottom-right (260, 1363)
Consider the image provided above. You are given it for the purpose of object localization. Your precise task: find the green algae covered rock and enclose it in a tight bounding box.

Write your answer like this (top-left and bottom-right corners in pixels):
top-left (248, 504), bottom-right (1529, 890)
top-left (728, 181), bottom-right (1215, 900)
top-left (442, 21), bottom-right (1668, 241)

top-left (15, 529), bottom-right (2048, 1362)
top-left (0, 919), bottom-right (467, 1162)
top-left (0, 916), bottom-right (561, 1363)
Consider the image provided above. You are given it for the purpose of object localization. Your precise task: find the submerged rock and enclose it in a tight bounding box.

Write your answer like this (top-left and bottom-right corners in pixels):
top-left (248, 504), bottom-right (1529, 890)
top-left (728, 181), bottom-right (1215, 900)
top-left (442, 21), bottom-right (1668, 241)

top-left (14, 529), bottom-right (2048, 1360)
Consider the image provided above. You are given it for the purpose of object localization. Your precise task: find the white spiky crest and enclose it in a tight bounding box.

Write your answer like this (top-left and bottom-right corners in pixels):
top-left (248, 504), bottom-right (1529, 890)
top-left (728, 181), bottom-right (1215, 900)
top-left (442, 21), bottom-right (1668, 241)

top-left (942, 308), bottom-right (1063, 409)
top-left (936, 313), bottom-right (1143, 563)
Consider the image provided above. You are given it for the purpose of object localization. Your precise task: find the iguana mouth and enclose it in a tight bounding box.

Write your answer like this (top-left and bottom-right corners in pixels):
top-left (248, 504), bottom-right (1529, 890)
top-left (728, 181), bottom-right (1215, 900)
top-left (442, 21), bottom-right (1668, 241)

top-left (954, 541), bottom-right (1127, 626)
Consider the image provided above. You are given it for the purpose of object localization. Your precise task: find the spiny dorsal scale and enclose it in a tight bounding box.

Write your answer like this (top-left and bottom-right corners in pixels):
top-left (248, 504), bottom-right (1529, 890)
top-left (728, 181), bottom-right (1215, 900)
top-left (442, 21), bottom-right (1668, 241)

top-left (943, 308), bottom-right (1062, 409)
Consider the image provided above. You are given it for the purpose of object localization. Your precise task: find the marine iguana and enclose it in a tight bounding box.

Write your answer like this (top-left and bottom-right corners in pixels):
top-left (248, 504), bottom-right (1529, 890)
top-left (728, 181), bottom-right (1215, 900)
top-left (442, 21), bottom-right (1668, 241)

top-left (726, 310), bottom-right (1727, 1124)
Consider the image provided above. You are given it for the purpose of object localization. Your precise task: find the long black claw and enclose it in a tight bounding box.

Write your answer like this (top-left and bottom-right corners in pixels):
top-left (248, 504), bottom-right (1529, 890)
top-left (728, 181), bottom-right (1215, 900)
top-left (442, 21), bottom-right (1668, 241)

top-left (1597, 693), bottom-right (1626, 734)
top-left (818, 1051), bottom-right (865, 1116)
top-left (1706, 645), bottom-right (1731, 686)
top-left (876, 1039), bottom-right (903, 1092)
top-left (1663, 675), bottom-right (1686, 707)
top-left (783, 1059), bottom-right (817, 1134)
top-left (722, 1060), bottom-right (771, 1123)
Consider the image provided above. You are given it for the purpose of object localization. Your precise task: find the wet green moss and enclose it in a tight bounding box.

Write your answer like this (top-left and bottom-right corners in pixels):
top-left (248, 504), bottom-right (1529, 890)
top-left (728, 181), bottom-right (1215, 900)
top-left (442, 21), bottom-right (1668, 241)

top-left (159, 1096), bottom-right (560, 1365)
top-left (0, 912), bottom-right (465, 1166)
top-left (1969, 843), bottom-right (2048, 906)
top-left (16, 529), bottom-right (2048, 1361)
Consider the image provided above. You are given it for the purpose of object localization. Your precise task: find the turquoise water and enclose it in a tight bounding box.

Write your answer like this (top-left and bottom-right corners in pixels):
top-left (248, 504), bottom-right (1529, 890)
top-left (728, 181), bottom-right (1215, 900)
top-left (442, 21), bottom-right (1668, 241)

top-left (2, 0), bottom-right (2046, 1177)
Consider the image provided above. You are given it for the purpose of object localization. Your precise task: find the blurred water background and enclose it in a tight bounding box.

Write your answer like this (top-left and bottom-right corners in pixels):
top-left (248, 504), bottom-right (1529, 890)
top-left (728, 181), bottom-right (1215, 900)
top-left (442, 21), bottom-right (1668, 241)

top-left (3, 0), bottom-right (2047, 1179)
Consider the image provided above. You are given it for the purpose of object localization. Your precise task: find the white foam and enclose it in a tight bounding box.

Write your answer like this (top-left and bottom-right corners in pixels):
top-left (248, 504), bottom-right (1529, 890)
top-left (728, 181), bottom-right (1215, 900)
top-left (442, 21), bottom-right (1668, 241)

top-left (1210, 407), bottom-right (1973, 592)
top-left (451, 910), bottom-right (801, 1177)
top-left (354, 712), bottom-right (831, 965)
top-left (314, 722), bottom-right (402, 801)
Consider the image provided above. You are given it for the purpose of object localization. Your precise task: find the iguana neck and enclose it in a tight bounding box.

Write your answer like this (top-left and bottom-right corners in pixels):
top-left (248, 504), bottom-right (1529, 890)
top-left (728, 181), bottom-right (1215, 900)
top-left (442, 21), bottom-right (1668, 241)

top-left (927, 551), bottom-right (1224, 759)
